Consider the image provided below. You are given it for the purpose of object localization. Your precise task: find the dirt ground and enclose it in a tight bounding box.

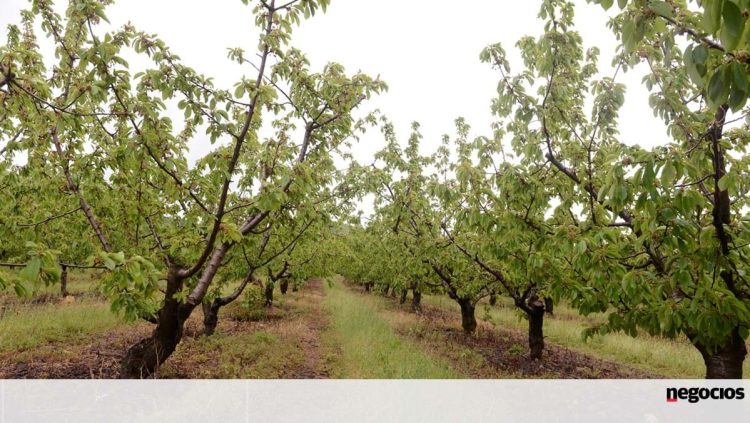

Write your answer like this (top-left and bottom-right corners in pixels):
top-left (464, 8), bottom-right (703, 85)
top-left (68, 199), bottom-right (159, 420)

top-left (369, 290), bottom-right (654, 379)
top-left (0, 280), bottom-right (331, 379)
top-left (1, 279), bottom-right (655, 379)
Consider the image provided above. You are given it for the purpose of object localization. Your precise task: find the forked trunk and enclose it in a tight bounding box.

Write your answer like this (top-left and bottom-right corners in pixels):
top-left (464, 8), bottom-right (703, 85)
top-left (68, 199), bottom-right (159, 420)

top-left (458, 299), bottom-right (477, 334)
top-left (60, 265), bottom-right (68, 297)
top-left (121, 267), bottom-right (191, 378)
top-left (527, 302), bottom-right (545, 360)
top-left (694, 328), bottom-right (746, 379)
top-left (411, 289), bottom-right (422, 313)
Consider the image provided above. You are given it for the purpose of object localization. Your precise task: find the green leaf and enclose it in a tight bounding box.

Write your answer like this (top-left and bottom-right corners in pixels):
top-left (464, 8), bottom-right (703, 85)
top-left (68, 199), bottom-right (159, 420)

top-left (717, 172), bottom-right (735, 192)
top-left (707, 66), bottom-right (731, 107)
top-left (661, 161), bottom-right (676, 186)
top-left (102, 254), bottom-right (117, 270)
top-left (649, 1), bottom-right (673, 18)
top-left (692, 44), bottom-right (709, 67)
top-left (730, 61), bottom-right (749, 92)
top-left (720, 0), bottom-right (745, 50)
top-left (729, 62), bottom-right (749, 110)
top-left (704, 0), bottom-right (724, 33)
top-left (20, 258), bottom-right (41, 283)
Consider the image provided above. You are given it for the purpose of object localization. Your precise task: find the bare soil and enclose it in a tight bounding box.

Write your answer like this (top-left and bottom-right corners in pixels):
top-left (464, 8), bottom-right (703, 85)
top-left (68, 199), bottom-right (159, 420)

top-left (0, 280), bottom-right (331, 379)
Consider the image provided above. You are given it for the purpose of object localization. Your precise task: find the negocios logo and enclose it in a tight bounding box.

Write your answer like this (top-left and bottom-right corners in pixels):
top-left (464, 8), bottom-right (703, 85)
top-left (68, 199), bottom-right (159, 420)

top-left (666, 387), bottom-right (745, 403)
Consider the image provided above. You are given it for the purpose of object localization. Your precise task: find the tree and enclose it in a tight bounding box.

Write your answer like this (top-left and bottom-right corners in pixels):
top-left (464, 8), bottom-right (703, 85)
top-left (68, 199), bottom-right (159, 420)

top-left (1, 0), bottom-right (385, 377)
top-left (485, 0), bottom-right (749, 377)
top-left (429, 119), bottom-right (562, 359)
top-left (367, 121), bottom-right (497, 334)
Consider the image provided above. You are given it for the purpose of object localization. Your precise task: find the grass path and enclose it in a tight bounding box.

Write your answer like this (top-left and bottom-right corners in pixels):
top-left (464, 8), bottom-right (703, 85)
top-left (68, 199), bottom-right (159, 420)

top-left (321, 279), bottom-right (459, 378)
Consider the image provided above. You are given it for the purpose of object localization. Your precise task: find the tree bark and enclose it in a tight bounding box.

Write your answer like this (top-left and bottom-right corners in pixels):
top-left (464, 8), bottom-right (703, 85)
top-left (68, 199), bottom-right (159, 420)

top-left (544, 297), bottom-right (553, 315)
top-left (694, 328), bottom-right (747, 378)
top-left (121, 266), bottom-right (191, 378)
top-left (60, 264), bottom-right (68, 297)
top-left (411, 289), bottom-right (422, 313)
top-left (202, 302), bottom-right (220, 336)
top-left (280, 280), bottom-right (289, 294)
top-left (527, 301), bottom-right (545, 360)
top-left (489, 294), bottom-right (497, 306)
top-left (458, 299), bottom-right (477, 334)
top-left (200, 271), bottom-right (255, 336)
top-left (264, 282), bottom-right (274, 307)
top-left (399, 289), bottom-right (408, 304)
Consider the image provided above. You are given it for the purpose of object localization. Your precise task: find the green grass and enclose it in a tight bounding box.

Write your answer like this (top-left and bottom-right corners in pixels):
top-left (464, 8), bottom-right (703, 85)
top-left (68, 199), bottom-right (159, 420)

top-left (0, 270), bottom-right (103, 305)
top-left (322, 279), bottom-right (458, 378)
top-left (0, 302), bottom-right (130, 354)
top-left (425, 295), bottom-right (750, 378)
top-left (162, 330), bottom-right (306, 378)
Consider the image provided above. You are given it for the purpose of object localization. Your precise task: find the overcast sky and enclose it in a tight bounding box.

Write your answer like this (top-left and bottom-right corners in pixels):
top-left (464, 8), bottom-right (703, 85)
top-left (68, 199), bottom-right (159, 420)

top-left (1, 0), bottom-right (671, 205)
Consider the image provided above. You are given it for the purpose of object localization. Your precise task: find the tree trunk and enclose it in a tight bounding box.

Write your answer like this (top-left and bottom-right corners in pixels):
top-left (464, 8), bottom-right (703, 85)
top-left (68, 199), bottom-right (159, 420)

top-left (264, 282), bottom-right (274, 307)
top-left (544, 297), bottom-right (553, 315)
top-left (121, 267), bottom-right (191, 378)
top-left (458, 299), bottom-right (477, 334)
top-left (60, 265), bottom-right (68, 297)
top-left (411, 289), bottom-right (422, 313)
top-left (489, 294), bottom-right (497, 306)
top-left (695, 328), bottom-right (747, 378)
top-left (364, 282), bottom-right (371, 292)
top-left (202, 302), bottom-right (220, 336)
top-left (292, 284), bottom-right (298, 292)
top-left (528, 302), bottom-right (545, 360)
top-left (280, 280), bottom-right (289, 294)
top-left (399, 289), bottom-right (408, 305)
top-left (382, 285), bottom-right (390, 296)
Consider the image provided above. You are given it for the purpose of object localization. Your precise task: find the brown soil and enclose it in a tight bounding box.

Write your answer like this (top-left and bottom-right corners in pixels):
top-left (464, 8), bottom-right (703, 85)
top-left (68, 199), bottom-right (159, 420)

top-left (365, 289), bottom-right (654, 379)
top-left (1, 279), bottom-right (658, 379)
top-left (162, 278), bottom-right (331, 379)
top-left (0, 323), bottom-right (153, 378)
top-left (0, 280), bottom-right (331, 379)
top-left (288, 278), bottom-right (331, 378)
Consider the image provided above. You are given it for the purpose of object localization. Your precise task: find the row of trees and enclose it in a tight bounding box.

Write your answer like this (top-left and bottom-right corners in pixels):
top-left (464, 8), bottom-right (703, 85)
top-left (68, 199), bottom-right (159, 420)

top-left (1, 0), bottom-right (383, 377)
top-left (332, 0), bottom-right (750, 378)
top-left (1, 0), bottom-right (749, 379)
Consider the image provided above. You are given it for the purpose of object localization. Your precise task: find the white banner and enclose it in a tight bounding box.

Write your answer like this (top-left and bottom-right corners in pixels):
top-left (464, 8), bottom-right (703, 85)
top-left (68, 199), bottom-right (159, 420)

top-left (1, 380), bottom-right (748, 422)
